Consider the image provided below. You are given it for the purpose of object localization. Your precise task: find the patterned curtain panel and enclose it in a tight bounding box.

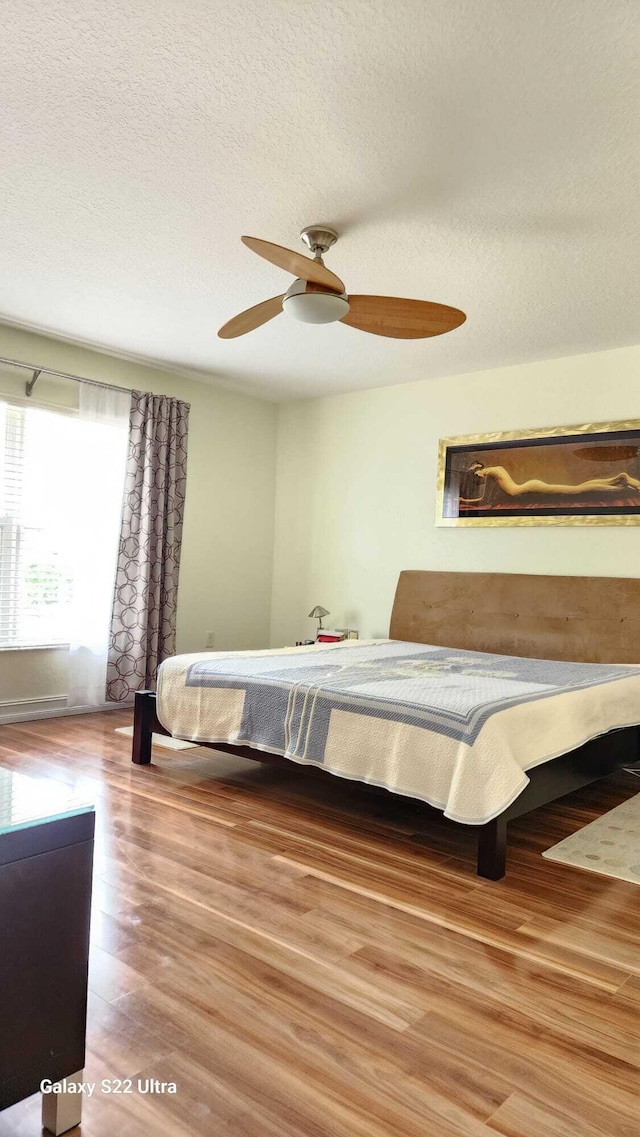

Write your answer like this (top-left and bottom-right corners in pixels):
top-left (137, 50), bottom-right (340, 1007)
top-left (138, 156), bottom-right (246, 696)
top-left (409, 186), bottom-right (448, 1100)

top-left (106, 391), bottom-right (190, 701)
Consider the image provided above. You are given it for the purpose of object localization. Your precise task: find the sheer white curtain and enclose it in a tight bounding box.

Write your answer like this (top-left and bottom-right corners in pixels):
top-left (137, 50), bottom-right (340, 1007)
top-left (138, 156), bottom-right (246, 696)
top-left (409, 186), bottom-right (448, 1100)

top-left (67, 384), bottom-right (130, 708)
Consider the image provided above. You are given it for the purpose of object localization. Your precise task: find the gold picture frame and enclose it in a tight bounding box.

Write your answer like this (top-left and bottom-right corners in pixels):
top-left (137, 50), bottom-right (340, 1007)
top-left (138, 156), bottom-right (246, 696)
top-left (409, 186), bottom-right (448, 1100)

top-left (436, 419), bottom-right (640, 527)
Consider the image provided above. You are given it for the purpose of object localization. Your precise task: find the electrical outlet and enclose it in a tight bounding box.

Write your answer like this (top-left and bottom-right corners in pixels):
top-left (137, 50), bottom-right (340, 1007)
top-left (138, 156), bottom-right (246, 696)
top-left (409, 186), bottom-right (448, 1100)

top-left (206, 630), bottom-right (215, 649)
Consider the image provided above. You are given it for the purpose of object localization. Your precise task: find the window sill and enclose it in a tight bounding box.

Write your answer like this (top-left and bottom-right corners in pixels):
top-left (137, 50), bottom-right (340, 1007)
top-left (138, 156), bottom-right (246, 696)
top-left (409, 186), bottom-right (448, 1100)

top-left (0, 643), bottom-right (70, 653)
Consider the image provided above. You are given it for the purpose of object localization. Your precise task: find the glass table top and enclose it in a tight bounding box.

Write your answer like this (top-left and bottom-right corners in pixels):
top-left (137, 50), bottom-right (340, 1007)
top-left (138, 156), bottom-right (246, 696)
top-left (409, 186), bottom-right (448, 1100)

top-left (0, 767), bottom-right (94, 835)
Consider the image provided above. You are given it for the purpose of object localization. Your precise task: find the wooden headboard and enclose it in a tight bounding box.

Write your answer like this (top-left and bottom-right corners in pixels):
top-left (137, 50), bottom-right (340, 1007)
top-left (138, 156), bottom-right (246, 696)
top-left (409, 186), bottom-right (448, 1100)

top-left (389, 570), bottom-right (640, 664)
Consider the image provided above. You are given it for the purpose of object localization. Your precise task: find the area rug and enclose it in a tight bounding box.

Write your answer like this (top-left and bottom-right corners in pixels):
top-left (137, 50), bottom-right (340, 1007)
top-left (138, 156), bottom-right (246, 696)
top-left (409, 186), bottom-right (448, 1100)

top-left (542, 791), bottom-right (640, 883)
top-left (115, 725), bottom-right (196, 751)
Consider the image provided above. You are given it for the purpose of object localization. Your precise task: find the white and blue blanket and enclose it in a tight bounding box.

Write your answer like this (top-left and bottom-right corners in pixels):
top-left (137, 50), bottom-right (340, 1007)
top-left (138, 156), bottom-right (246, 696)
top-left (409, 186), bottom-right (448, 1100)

top-left (157, 639), bottom-right (640, 824)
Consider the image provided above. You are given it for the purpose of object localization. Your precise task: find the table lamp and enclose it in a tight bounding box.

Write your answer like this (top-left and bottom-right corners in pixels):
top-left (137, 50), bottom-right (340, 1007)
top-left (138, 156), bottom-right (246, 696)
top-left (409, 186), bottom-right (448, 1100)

top-left (308, 605), bottom-right (329, 631)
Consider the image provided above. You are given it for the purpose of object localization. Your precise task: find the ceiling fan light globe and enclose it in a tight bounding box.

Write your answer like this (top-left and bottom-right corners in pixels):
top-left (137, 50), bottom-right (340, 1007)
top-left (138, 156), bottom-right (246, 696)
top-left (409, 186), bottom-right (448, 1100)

top-left (283, 287), bottom-right (350, 325)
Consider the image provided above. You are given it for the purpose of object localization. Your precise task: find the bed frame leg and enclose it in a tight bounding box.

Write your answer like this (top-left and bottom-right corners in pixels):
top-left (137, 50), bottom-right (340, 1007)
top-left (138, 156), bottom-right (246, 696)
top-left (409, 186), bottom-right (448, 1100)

top-left (477, 817), bottom-right (507, 880)
top-left (132, 690), bottom-right (156, 765)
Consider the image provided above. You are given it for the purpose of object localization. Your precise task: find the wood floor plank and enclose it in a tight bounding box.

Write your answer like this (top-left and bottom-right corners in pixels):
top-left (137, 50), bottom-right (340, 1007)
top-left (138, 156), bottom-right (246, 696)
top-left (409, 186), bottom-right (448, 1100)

top-left (274, 856), bottom-right (632, 990)
top-left (1, 709), bottom-right (640, 1137)
top-left (517, 913), bottom-right (640, 973)
top-left (295, 899), bottom-right (640, 1063)
top-left (406, 1006), bottom-right (640, 1137)
top-left (88, 943), bottom-right (151, 1003)
top-left (486, 1092), bottom-right (609, 1137)
top-left (615, 974), bottom-right (640, 1007)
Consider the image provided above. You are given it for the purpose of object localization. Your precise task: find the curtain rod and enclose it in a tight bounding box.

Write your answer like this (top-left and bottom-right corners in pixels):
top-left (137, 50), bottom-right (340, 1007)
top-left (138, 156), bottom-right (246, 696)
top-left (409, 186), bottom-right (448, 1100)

top-left (0, 355), bottom-right (136, 397)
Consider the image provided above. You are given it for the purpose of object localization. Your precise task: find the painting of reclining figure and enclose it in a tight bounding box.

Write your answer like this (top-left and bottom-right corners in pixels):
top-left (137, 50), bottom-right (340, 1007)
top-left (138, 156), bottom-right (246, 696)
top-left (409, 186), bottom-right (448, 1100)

top-left (437, 421), bottom-right (640, 526)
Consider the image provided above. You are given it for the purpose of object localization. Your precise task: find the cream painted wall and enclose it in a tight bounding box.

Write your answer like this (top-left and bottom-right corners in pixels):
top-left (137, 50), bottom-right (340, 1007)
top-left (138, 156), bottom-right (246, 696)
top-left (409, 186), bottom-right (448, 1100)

top-left (0, 325), bottom-right (278, 704)
top-left (4, 329), bottom-right (639, 704)
top-left (270, 344), bottom-right (640, 647)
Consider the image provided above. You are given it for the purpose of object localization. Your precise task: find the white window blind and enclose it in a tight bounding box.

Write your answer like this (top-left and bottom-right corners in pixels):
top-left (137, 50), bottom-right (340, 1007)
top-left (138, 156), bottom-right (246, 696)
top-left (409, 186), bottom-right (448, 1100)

top-left (0, 400), bottom-right (80, 648)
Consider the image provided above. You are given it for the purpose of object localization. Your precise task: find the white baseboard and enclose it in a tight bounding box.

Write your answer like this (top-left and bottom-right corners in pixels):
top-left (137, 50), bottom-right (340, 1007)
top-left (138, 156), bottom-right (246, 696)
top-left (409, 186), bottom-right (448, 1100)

top-left (0, 695), bottom-right (132, 725)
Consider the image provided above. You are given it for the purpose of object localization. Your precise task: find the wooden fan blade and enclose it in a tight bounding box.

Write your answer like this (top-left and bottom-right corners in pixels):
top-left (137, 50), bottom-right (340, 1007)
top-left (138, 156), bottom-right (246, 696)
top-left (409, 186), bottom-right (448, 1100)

top-left (241, 236), bottom-right (345, 292)
top-left (340, 295), bottom-right (466, 339)
top-left (218, 294), bottom-right (285, 339)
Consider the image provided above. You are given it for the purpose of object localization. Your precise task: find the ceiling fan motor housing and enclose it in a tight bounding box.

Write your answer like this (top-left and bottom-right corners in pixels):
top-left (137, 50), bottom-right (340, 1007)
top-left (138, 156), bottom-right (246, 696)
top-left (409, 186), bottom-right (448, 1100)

top-left (299, 225), bottom-right (339, 256)
top-left (283, 278), bottom-right (350, 324)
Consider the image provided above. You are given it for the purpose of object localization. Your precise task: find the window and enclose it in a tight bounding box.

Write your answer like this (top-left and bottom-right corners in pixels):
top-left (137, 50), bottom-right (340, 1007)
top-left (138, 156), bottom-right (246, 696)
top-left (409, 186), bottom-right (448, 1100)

top-left (0, 400), bottom-right (79, 648)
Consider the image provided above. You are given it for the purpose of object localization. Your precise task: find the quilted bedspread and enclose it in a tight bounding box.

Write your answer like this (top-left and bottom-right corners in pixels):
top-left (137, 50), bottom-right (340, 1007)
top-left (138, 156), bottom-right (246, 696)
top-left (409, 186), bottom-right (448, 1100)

top-left (156, 639), bottom-right (640, 824)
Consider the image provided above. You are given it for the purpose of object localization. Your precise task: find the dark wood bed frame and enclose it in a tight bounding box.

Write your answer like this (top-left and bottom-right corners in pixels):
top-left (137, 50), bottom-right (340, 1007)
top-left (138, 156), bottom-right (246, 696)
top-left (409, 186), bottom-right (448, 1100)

top-left (131, 570), bottom-right (640, 880)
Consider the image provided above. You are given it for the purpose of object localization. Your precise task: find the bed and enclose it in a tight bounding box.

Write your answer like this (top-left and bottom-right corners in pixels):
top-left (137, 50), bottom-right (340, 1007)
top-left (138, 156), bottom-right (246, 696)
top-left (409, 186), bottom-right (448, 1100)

top-left (131, 570), bottom-right (640, 879)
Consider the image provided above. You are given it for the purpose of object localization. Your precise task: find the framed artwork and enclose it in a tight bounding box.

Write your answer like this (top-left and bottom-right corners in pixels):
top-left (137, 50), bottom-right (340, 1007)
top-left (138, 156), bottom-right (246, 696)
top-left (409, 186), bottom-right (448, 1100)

top-left (436, 419), bottom-right (640, 527)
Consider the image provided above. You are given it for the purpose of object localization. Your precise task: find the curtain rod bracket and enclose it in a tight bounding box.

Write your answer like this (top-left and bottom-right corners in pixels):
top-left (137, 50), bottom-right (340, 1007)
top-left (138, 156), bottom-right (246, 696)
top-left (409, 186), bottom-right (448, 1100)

top-left (25, 369), bottom-right (42, 397)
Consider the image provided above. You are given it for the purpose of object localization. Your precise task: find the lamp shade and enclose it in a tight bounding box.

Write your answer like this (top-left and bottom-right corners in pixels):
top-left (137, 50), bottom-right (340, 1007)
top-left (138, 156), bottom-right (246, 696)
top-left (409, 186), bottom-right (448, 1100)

top-left (308, 606), bottom-right (329, 620)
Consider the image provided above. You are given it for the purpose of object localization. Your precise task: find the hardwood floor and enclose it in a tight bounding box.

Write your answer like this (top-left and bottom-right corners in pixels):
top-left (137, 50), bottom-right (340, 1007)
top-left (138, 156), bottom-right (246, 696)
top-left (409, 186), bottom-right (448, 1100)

top-left (0, 711), bottom-right (639, 1136)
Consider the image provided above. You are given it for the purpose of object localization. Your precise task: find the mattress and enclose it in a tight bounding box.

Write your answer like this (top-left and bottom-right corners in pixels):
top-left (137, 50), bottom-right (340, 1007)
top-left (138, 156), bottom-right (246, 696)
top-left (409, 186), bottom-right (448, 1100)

top-left (156, 639), bottom-right (640, 824)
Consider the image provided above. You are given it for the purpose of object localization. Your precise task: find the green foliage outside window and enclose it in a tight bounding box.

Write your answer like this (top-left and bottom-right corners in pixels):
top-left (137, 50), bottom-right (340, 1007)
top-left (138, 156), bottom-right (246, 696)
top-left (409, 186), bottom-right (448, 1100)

top-left (24, 562), bottom-right (73, 609)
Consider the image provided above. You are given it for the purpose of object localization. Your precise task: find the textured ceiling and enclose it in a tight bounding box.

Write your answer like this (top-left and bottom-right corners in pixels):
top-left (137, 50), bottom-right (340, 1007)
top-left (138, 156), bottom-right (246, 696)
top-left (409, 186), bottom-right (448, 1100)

top-left (0, 0), bottom-right (638, 399)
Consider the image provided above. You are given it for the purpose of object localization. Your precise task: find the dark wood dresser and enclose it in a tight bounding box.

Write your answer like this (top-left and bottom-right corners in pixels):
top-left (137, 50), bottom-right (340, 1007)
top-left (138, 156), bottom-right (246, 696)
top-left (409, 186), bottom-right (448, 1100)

top-left (0, 769), bottom-right (94, 1135)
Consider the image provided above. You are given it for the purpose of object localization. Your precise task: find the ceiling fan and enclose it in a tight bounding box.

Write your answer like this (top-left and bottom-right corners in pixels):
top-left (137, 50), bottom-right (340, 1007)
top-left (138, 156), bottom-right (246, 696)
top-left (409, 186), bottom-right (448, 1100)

top-left (218, 225), bottom-right (466, 340)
